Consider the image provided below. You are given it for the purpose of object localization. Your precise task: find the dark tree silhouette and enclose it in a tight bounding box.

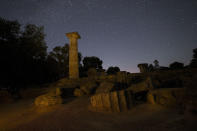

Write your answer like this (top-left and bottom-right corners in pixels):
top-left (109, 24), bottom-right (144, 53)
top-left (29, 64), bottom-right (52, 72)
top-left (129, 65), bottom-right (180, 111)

top-left (190, 48), bottom-right (197, 68)
top-left (148, 64), bottom-right (154, 72)
top-left (82, 56), bottom-right (103, 71)
top-left (0, 17), bottom-right (48, 89)
top-left (0, 17), bottom-right (85, 91)
top-left (169, 62), bottom-right (184, 69)
top-left (48, 43), bottom-right (82, 78)
top-left (49, 44), bottom-right (69, 77)
top-left (153, 60), bottom-right (159, 69)
top-left (107, 66), bottom-right (120, 75)
top-left (0, 17), bottom-right (21, 87)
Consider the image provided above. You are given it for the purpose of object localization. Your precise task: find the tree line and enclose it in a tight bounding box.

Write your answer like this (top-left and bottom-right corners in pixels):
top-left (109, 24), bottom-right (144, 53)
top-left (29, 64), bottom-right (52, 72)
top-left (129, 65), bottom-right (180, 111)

top-left (0, 17), bottom-right (109, 89)
top-left (1, 17), bottom-right (196, 89)
top-left (137, 49), bottom-right (197, 73)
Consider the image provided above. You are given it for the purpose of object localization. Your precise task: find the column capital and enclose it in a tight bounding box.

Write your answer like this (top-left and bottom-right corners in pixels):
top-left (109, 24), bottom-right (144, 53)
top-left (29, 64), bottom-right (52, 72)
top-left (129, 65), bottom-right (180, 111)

top-left (66, 32), bottom-right (81, 39)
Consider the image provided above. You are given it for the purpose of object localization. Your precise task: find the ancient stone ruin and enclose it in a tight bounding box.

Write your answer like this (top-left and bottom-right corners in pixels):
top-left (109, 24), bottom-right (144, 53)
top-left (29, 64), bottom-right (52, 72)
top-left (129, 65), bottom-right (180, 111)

top-left (90, 90), bottom-right (133, 112)
top-left (138, 63), bottom-right (149, 73)
top-left (32, 33), bottom-right (195, 115)
top-left (66, 32), bottom-right (81, 79)
top-left (34, 88), bottom-right (63, 106)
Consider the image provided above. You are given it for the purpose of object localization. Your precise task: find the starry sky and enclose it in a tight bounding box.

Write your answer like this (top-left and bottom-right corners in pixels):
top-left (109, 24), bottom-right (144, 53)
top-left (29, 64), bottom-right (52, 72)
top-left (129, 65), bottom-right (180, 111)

top-left (0, 0), bottom-right (197, 73)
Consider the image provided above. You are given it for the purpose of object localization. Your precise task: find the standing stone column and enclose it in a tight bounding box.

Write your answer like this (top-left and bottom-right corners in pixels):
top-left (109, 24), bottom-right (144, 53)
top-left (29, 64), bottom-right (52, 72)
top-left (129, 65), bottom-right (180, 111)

top-left (66, 32), bottom-right (81, 79)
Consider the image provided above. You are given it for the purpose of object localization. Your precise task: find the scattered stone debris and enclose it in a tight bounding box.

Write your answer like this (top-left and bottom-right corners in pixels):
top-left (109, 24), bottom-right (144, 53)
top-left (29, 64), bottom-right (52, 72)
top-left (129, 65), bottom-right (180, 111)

top-left (95, 81), bottom-right (114, 94)
top-left (34, 88), bottom-right (63, 106)
top-left (33, 69), bottom-right (197, 113)
top-left (147, 88), bottom-right (185, 107)
top-left (80, 81), bottom-right (97, 95)
top-left (74, 88), bottom-right (85, 97)
top-left (127, 77), bottom-right (154, 93)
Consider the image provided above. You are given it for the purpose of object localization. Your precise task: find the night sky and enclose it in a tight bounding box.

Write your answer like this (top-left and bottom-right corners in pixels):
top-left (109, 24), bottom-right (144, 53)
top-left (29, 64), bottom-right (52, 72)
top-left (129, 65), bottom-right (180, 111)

top-left (0, 0), bottom-right (197, 73)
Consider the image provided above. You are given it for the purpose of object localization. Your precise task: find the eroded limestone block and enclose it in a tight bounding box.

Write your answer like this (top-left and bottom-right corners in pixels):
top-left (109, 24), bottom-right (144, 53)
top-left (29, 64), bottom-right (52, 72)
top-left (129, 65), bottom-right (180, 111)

top-left (118, 90), bottom-right (128, 111)
top-left (116, 71), bottom-right (128, 84)
top-left (35, 94), bottom-right (63, 106)
top-left (74, 88), bottom-right (85, 97)
top-left (34, 87), bottom-right (63, 107)
top-left (110, 91), bottom-right (120, 112)
top-left (147, 92), bottom-right (155, 104)
top-left (80, 81), bottom-right (97, 95)
top-left (90, 90), bottom-right (133, 112)
top-left (101, 93), bottom-right (111, 111)
top-left (147, 88), bottom-right (185, 107)
top-left (127, 77), bottom-right (154, 93)
top-left (96, 81), bottom-right (114, 94)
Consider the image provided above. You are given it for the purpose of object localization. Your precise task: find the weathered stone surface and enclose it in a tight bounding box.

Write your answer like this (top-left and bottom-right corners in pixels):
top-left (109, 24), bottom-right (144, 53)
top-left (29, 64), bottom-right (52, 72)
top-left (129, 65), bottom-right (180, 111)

top-left (96, 81), bottom-right (114, 94)
top-left (110, 91), bottom-right (120, 112)
top-left (34, 88), bottom-right (63, 106)
top-left (80, 81), bottom-right (97, 95)
top-left (55, 78), bottom-right (79, 88)
top-left (127, 77), bottom-right (154, 93)
top-left (106, 75), bottom-right (116, 83)
top-left (127, 73), bottom-right (145, 85)
top-left (66, 32), bottom-right (80, 79)
top-left (118, 90), bottom-right (128, 111)
top-left (97, 71), bottom-right (107, 81)
top-left (87, 68), bottom-right (97, 79)
top-left (116, 71), bottom-right (128, 84)
top-left (101, 93), bottom-right (111, 111)
top-left (147, 88), bottom-right (185, 107)
top-left (90, 90), bottom-right (133, 112)
top-left (56, 87), bottom-right (62, 96)
top-left (147, 92), bottom-right (155, 104)
top-left (73, 88), bottom-right (85, 97)
top-left (35, 94), bottom-right (62, 106)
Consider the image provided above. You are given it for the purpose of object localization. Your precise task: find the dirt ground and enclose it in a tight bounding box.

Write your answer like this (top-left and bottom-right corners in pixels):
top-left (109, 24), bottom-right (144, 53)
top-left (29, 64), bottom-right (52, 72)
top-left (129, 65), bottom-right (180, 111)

top-left (0, 96), bottom-right (196, 131)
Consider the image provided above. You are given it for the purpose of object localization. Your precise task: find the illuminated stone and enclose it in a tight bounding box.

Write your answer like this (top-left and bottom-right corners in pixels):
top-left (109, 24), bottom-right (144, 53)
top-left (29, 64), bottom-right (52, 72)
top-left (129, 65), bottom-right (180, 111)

top-left (34, 88), bottom-right (63, 106)
top-left (90, 90), bottom-right (133, 112)
top-left (66, 32), bottom-right (81, 79)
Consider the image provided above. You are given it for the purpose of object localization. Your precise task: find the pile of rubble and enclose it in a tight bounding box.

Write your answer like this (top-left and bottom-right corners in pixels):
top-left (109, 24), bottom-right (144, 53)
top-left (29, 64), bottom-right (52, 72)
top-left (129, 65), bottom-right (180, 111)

top-left (34, 88), bottom-right (63, 107)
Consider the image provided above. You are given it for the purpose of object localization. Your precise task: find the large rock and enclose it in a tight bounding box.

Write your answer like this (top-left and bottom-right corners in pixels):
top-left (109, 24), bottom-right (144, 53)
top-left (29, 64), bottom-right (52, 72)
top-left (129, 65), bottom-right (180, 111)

top-left (106, 75), bottom-right (116, 83)
top-left (96, 82), bottom-right (114, 94)
top-left (97, 71), bottom-right (107, 81)
top-left (147, 88), bottom-right (185, 107)
top-left (74, 88), bottom-right (85, 97)
top-left (116, 71), bottom-right (128, 84)
top-left (80, 81), bottom-right (97, 95)
top-left (73, 80), bottom-right (97, 96)
top-left (34, 94), bottom-right (63, 106)
top-left (127, 73), bottom-right (145, 85)
top-left (55, 78), bottom-right (80, 88)
top-left (34, 88), bottom-right (63, 106)
top-left (87, 68), bottom-right (98, 79)
top-left (127, 77), bottom-right (154, 93)
top-left (90, 90), bottom-right (133, 112)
